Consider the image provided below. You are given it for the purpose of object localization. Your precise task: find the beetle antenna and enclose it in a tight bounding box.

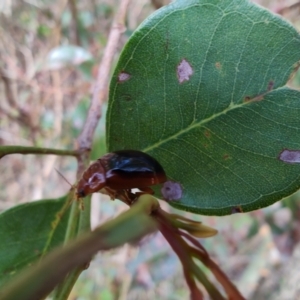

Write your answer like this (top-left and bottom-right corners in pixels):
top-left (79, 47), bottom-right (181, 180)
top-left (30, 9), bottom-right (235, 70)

top-left (55, 168), bottom-right (73, 188)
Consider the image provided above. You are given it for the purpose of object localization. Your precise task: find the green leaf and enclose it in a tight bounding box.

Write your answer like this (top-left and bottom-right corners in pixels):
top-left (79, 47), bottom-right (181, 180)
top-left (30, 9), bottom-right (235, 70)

top-left (107, 0), bottom-right (300, 215)
top-left (0, 195), bottom-right (157, 300)
top-left (0, 196), bottom-right (70, 286)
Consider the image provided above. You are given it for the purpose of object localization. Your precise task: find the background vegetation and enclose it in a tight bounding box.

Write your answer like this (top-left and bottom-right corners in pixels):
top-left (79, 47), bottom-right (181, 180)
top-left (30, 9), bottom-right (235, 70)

top-left (1, 0), bottom-right (300, 299)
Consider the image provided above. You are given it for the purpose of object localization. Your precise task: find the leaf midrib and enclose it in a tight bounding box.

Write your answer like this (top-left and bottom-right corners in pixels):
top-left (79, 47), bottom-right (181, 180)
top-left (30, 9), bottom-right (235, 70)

top-left (141, 90), bottom-right (280, 153)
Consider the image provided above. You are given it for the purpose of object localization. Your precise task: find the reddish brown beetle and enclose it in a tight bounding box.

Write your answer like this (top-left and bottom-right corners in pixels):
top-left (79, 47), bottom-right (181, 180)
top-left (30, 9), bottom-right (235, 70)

top-left (76, 150), bottom-right (167, 198)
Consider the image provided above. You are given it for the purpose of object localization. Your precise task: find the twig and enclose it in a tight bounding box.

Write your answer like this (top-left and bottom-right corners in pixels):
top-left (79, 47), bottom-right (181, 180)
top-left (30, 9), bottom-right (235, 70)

top-left (0, 145), bottom-right (82, 159)
top-left (157, 219), bottom-right (224, 300)
top-left (277, 1), bottom-right (300, 14)
top-left (0, 69), bottom-right (39, 133)
top-left (181, 231), bottom-right (245, 300)
top-left (0, 106), bottom-right (18, 122)
top-left (50, 0), bottom-right (68, 47)
top-left (0, 68), bottom-right (18, 109)
top-left (68, 0), bottom-right (81, 46)
top-left (53, 1), bottom-right (131, 298)
top-left (151, 0), bottom-right (167, 9)
top-left (77, 0), bottom-right (130, 152)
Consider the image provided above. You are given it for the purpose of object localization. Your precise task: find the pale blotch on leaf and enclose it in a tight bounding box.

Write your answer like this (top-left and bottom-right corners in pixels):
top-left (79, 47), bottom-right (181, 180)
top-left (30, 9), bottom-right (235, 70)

top-left (118, 72), bottom-right (131, 82)
top-left (279, 149), bottom-right (300, 164)
top-left (177, 59), bottom-right (193, 83)
top-left (161, 180), bottom-right (183, 201)
top-left (215, 61), bottom-right (221, 69)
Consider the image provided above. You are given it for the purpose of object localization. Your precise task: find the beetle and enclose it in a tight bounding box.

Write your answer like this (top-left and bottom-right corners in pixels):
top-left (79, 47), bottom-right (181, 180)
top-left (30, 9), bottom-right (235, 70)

top-left (76, 150), bottom-right (167, 198)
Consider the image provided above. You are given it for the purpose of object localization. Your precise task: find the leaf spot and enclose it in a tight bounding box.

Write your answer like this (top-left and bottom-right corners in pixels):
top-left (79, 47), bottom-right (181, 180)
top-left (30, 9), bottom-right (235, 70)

top-left (161, 180), bottom-right (183, 201)
top-left (231, 206), bottom-right (243, 214)
top-left (215, 62), bottom-right (221, 69)
top-left (118, 71), bottom-right (131, 82)
top-left (279, 149), bottom-right (300, 164)
top-left (243, 94), bottom-right (264, 103)
top-left (177, 59), bottom-right (193, 83)
top-left (204, 130), bottom-right (211, 138)
top-left (223, 154), bottom-right (230, 160)
top-left (267, 80), bottom-right (274, 91)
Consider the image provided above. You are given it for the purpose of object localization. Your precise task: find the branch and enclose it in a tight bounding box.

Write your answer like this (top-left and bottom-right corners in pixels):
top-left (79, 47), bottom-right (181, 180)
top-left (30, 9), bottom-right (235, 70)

top-left (68, 0), bottom-right (81, 46)
top-left (55, 1), bottom-right (131, 298)
top-left (181, 232), bottom-right (245, 300)
top-left (151, 0), bottom-right (167, 9)
top-left (276, 1), bottom-right (300, 14)
top-left (0, 68), bottom-right (18, 109)
top-left (0, 69), bottom-right (40, 132)
top-left (157, 214), bottom-right (225, 300)
top-left (0, 145), bottom-right (83, 159)
top-left (76, 0), bottom-right (130, 152)
top-left (154, 207), bottom-right (245, 299)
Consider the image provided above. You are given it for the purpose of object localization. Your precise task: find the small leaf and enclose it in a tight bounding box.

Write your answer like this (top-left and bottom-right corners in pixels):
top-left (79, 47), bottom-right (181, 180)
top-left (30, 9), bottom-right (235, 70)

top-left (0, 196), bottom-right (157, 300)
top-left (107, 0), bottom-right (300, 215)
top-left (0, 196), bottom-right (69, 286)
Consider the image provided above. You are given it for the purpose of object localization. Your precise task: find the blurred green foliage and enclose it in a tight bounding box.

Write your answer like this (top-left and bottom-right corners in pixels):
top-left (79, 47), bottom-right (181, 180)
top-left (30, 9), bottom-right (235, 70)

top-left (1, 0), bottom-right (300, 299)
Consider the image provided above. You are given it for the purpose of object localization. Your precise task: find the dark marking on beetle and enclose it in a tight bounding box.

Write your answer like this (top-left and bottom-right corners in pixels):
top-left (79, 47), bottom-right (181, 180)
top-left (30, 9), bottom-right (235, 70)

top-left (161, 180), bottom-right (183, 201)
top-left (279, 149), bottom-right (300, 164)
top-left (177, 59), bottom-right (193, 83)
top-left (244, 96), bottom-right (251, 102)
top-left (231, 205), bottom-right (243, 214)
top-left (215, 62), bottom-right (221, 69)
top-left (267, 80), bottom-right (274, 91)
top-left (118, 72), bottom-right (131, 82)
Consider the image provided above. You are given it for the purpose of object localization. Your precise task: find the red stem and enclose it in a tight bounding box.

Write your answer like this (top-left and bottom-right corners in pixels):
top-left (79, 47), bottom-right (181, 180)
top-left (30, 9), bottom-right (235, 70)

top-left (183, 267), bottom-right (204, 300)
top-left (155, 210), bottom-right (225, 300)
top-left (180, 231), bottom-right (245, 300)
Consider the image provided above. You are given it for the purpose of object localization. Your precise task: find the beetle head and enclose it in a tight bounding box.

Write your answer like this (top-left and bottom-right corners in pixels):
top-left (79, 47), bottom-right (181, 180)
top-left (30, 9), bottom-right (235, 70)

top-left (76, 161), bottom-right (106, 197)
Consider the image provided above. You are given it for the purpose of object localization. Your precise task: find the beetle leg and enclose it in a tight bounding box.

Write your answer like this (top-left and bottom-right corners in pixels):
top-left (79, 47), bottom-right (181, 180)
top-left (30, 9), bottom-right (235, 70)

top-left (124, 189), bottom-right (138, 203)
top-left (79, 198), bottom-right (84, 210)
top-left (137, 187), bottom-right (154, 195)
top-left (127, 187), bottom-right (155, 202)
top-left (75, 195), bottom-right (85, 210)
top-left (101, 187), bottom-right (118, 200)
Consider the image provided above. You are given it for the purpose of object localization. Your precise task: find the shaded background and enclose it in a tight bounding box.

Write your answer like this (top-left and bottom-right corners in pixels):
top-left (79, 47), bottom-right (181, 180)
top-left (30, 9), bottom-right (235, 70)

top-left (1, 0), bottom-right (300, 299)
